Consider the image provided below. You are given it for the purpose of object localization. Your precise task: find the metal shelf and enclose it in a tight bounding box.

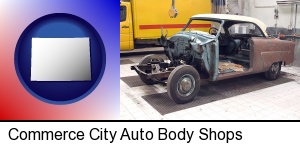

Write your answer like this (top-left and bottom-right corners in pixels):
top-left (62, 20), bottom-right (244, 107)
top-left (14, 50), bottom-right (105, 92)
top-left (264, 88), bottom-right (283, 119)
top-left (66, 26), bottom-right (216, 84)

top-left (277, 0), bottom-right (300, 5)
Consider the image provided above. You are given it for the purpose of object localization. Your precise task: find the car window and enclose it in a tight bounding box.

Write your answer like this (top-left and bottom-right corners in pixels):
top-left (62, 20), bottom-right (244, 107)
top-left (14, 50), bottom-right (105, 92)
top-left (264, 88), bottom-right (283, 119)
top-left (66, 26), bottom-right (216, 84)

top-left (228, 23), bottom-right (263, 36)
top-left (120, 6), bottom-right (126, 22)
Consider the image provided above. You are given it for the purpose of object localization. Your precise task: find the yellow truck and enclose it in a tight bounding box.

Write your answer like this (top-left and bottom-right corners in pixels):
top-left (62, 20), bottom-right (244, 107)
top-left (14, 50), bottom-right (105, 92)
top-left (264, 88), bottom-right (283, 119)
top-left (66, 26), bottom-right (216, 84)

top-left (120, 0), bottom-right (211, 51)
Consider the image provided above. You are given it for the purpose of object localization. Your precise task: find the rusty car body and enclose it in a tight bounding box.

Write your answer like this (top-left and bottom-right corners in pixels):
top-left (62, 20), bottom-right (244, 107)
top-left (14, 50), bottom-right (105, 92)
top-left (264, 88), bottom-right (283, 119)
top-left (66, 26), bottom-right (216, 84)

top-left (131, 14), bottom-right (295, 104)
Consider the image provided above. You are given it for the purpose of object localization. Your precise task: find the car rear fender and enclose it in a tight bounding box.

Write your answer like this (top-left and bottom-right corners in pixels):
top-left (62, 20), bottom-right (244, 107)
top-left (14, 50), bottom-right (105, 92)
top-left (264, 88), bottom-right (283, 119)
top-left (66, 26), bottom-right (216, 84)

top-left (252, 38), bottom-right (295, 72)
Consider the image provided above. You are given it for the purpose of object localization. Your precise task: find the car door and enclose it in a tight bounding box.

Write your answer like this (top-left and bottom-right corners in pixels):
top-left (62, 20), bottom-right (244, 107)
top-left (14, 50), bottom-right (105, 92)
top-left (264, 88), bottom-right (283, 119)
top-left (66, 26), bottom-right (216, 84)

top-left (120, 5), bottom-right (130, 50)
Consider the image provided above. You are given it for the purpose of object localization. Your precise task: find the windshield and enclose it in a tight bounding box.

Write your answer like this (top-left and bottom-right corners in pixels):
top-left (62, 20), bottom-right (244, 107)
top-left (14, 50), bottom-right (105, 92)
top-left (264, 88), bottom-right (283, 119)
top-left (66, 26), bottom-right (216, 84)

top-left (182, 20), bottom-right (214, 33)
top-left (182, 19), bottom-right (225, 38)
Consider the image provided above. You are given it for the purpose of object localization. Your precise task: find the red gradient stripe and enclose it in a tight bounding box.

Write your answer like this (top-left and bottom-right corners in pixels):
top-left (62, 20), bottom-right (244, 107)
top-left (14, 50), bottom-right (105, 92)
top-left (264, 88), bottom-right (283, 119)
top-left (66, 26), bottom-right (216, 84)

top-left (139, 24), bottom-right (211, 29)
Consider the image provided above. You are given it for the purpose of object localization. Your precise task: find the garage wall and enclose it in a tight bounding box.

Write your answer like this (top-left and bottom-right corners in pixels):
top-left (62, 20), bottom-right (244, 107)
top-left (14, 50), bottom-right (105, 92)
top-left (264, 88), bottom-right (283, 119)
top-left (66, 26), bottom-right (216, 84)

top-left (239, 0), bottom-right (300, 66)
top-left (241, 0), bottom-right (300, 29)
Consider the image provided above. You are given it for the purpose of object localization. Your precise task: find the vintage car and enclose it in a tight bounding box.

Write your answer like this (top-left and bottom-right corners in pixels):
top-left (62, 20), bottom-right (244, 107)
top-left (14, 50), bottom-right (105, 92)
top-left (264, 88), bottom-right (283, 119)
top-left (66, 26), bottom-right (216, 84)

top-left (131, 14), bottom-right (295, 104)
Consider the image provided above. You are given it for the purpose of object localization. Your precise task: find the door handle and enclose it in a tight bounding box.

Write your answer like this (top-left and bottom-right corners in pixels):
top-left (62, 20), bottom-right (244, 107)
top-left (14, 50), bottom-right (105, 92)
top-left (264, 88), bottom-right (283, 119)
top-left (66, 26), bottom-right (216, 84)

top-left (122, 25), bottom-right (129, 28)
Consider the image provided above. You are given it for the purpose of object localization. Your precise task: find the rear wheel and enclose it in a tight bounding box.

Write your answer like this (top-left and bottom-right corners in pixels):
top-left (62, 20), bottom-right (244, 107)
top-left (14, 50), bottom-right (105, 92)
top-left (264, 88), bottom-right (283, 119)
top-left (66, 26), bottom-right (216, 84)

top-left (167, 65), bottom-right (200, 104)
top-left (264, 62), bottom-right (281, 80)
top-left (138, 54), bottom-right (164, 85)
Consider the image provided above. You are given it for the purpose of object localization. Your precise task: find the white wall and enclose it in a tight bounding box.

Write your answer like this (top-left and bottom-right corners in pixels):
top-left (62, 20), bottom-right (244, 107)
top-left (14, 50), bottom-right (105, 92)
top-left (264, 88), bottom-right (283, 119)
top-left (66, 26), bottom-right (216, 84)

top-left (240, 0), bottom-right (300, 29)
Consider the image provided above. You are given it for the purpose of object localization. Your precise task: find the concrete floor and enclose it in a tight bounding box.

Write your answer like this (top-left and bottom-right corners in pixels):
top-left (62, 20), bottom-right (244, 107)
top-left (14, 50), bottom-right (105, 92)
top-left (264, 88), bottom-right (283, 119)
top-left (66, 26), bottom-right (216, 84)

top-left (120, 52), bottom-right (300, 120)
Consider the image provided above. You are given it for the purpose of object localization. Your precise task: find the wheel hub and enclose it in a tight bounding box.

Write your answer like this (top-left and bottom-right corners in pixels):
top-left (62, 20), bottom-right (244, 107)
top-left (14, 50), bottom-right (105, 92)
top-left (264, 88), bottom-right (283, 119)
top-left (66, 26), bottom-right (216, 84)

top-left (271, 63), bottom-right (279, 74)
top-left (177, 74), bottom-right (195, 97)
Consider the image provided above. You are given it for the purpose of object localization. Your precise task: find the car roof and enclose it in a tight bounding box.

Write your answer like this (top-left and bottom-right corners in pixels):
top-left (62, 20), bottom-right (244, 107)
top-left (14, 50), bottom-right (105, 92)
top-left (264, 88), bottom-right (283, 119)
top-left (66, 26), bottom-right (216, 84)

top-left (191, 14), bottom-right (268, 37)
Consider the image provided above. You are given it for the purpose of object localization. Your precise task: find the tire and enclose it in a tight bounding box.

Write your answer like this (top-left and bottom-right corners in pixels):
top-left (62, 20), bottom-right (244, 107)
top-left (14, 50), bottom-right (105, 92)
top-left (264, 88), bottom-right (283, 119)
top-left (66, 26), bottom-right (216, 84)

top-left (167, 65), bottom-right (200, 104)
top-left (138, 54), bottom-right (164, 85)
top-left (264, 62), bottom-right (281, 80)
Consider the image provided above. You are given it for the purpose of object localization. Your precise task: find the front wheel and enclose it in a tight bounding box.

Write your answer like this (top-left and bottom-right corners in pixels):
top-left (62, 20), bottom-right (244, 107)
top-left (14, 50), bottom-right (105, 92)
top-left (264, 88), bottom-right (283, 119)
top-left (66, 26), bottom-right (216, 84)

top-left (264, 62), bottom-right (281, 80)
top-left (167, 65), bottom-right (200, 104)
